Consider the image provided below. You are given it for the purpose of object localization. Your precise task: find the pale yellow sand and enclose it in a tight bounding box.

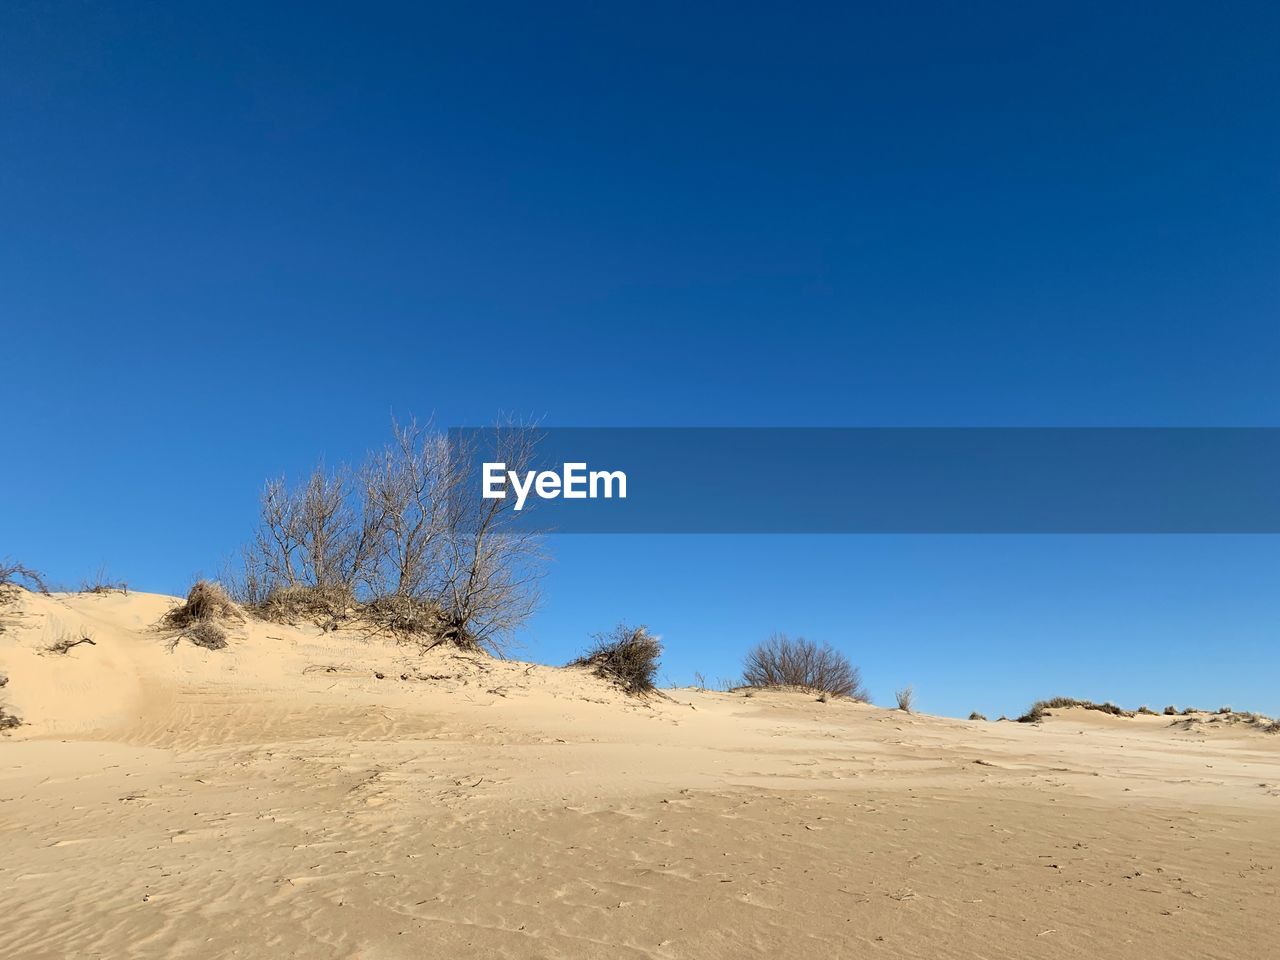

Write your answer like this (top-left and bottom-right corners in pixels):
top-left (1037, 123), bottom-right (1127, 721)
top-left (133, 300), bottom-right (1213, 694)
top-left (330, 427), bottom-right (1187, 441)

top-left (2, 590), bottom-right (1278, 958)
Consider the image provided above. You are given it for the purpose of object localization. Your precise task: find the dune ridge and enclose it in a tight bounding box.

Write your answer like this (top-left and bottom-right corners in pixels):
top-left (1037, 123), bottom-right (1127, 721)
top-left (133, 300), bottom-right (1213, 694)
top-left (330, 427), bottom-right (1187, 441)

top-left (2, 590), bottom-right (1278, 958)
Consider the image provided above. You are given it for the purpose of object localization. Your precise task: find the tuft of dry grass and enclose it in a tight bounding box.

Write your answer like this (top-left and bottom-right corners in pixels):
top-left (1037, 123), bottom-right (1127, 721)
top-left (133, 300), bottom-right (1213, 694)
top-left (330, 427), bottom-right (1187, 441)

top-left (895, 686), bottom-right (915, 712)
top-left (360, 593), bottom-right (444, 640)
top-left (968, 711), bottom-right (987, 721)
top-left (184, 621), bottom-right (228, 650)
top-left (161, 581), bottom-right (242, 652)
top-left (164, 580), bottom-right (243, 628)
top-left (246, 584), bottom-right (353, 628)
top-left (570, 623), bottom-right (662, 696)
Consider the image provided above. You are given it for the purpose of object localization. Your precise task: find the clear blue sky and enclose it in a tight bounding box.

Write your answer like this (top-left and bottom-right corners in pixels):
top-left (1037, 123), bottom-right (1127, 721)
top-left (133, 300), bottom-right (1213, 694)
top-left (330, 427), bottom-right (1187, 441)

top-left (2, 2), bottom-right (1277, 718)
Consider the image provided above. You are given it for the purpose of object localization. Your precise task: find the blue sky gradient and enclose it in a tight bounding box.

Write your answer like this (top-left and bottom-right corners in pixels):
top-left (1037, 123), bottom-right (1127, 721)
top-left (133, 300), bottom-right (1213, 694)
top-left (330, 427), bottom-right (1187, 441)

top-left (2, 2), bottom-right (1277, 716)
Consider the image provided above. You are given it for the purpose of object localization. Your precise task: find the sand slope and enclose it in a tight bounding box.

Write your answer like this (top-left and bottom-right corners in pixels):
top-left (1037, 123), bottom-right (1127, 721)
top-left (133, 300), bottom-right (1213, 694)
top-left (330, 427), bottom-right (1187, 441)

top-left (2, 590), bottom-right (1278, 958)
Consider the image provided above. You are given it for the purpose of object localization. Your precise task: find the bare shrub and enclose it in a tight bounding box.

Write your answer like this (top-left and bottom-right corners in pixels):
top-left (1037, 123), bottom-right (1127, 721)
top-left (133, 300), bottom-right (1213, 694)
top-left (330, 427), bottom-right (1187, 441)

top-left (895, 686), bottom-right (915, 712)
top-left (0, 559), bottom-right (48, 594)
top-left (969, 711), bottom-right (987, 721)
top-left (1163, 704), bottom-right (1177, 715)
top-left (570, 624), bottom-right (662, 695)
top-left (1, 560), bottom-right (47, 636)
top-left (239, 463), bottom-right (382, 605)
top-left (1137, 704), bottom-right (1155, 715)
top-left (432, 423), bottom-right (543, 652)
top-left (1, 560), bottom-right (48, 633)
top-left (741, 634), bottom-right (868, 701)
top-left (0, 707), bottom-right (20, 730)
top-left (233, 418), bottom-right (544, 654)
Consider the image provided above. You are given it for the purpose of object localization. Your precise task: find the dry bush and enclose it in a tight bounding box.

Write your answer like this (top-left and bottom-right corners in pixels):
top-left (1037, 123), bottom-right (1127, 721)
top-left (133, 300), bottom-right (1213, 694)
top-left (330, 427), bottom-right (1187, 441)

top-left (0, 706), bottom-right (20, 731)
top-left (1017, 697), bottom-right (1133, 724)
top-left (1, 560), bottom-right (48, 634)
top-left (741, 634), bottom-right (868, 701)
top-left (1, 559), bottom-right (48, 594)
top-left (163, 580), bottom-right (242, 628)
top-left (1137, 704), bottom-right (1156, 715)
top-left (80, 565), bottom-right (128, 594)
top-left (570, 624), bottom-right (662, 695)
top-left (233, 418), bottom-right (544, 654)
top-left (895, 686), bottom-right (915, 712)
top-left (161, 580), bottom-right (242, 651)
top-left (969, 711), bottom-right (987, 721)
top-left (1163, 704), bottom-right (1178, 715)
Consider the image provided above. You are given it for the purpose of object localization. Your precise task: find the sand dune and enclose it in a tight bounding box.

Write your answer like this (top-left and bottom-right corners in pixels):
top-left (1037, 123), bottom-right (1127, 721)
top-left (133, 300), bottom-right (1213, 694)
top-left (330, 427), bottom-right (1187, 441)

top-left (2, 590), bottom-right (1278, 958)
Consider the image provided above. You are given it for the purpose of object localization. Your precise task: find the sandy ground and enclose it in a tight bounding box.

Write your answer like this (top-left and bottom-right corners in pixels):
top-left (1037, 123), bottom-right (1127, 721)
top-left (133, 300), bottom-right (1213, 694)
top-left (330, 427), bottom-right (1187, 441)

top-left (2, 590), bottom-right (1278, 959)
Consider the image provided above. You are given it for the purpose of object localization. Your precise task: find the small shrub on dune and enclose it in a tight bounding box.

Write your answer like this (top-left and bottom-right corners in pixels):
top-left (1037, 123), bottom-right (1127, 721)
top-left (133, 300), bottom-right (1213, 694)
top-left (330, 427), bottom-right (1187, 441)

top-left (79, 565), bottom-right (128, 595)
top-left (162, 580), bottom-right (242, 651)
top-left (1137, 705), bottom-right (1156, 715)
top-left (0, 706), bottom-right (20, 731)
top-left (1163, 705), bottom-right (1178, 715)
top-left (570, 623), bottom-right (662, 695)
top-left (969, 711), bottom-right (987, 721)
top-left (0, 559), bottom-right (48, 595)
top-left (741, 634), bottom-right (869, 701)
top-left (1, 561), bottom-right (48, 635)
top-left (895, 686), bottom-right (915, 712)
top-left (163, 580), bottom-right (243, 628)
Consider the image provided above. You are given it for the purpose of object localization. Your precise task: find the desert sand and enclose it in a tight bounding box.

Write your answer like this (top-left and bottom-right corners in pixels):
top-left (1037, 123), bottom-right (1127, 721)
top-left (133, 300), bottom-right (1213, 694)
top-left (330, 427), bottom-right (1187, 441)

top-left (2, 590), bottom-right (1278, 959)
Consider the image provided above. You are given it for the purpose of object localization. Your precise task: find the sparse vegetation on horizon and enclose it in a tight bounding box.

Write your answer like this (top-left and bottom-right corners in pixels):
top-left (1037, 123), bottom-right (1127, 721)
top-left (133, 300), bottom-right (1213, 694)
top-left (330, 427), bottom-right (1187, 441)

top-left (1017, 697), bottom-right (1133, 724)
top-left (570, 623), bottom-right (662, 695)
top-left (79, 565), bottom-right (128, 595)
top-left (741, 634), bottom-right (869, 701)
